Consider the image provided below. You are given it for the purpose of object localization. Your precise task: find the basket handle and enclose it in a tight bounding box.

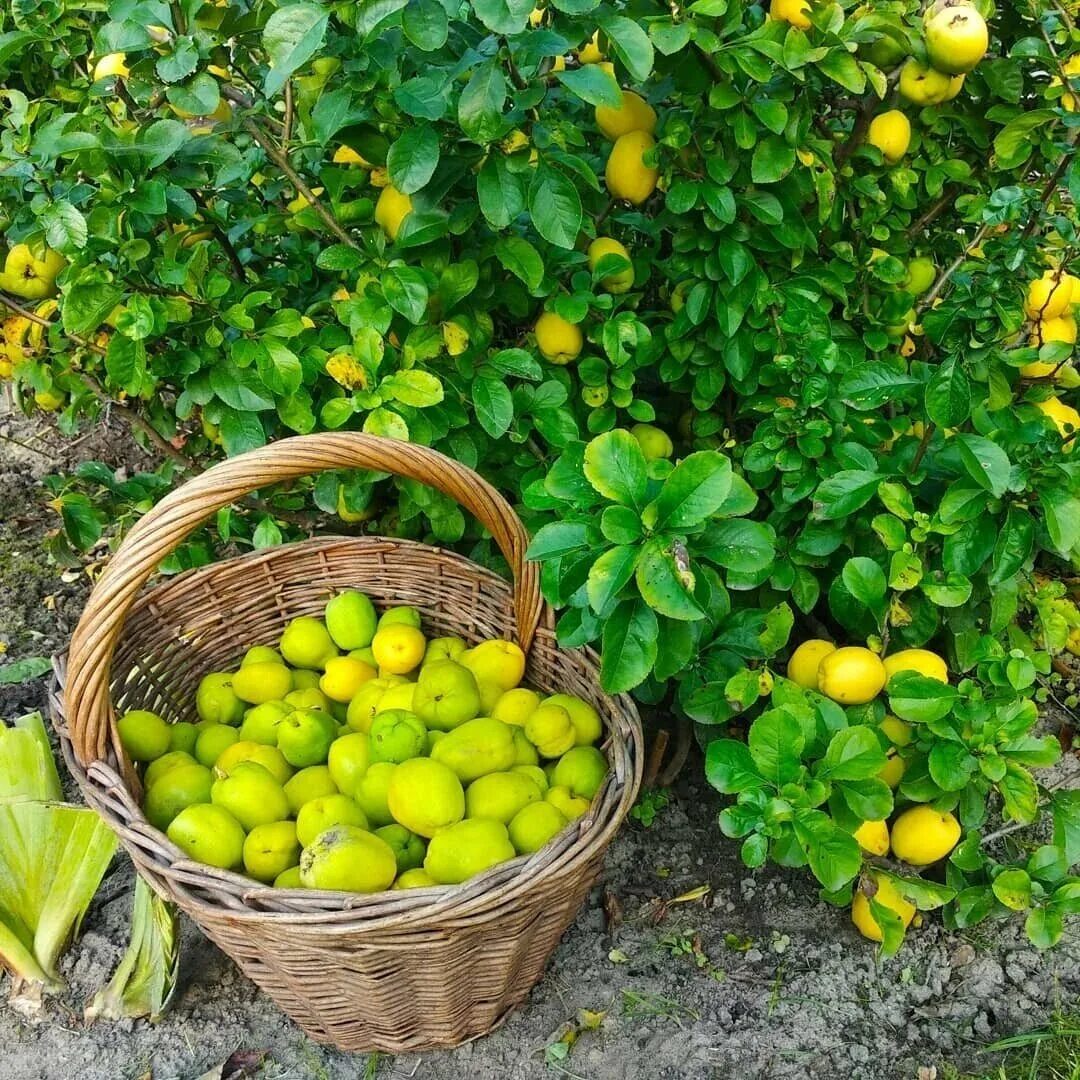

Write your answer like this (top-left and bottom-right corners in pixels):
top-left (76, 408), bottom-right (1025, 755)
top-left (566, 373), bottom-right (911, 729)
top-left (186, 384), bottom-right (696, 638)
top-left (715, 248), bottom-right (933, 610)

top-left (64, 432), bottom-right (544, 767)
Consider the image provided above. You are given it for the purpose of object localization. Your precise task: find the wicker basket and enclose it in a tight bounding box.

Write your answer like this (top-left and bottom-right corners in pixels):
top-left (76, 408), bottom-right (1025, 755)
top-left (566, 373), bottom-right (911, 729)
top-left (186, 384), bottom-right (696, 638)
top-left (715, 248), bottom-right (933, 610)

top-left (53, 432), bottom-right (643, 1052)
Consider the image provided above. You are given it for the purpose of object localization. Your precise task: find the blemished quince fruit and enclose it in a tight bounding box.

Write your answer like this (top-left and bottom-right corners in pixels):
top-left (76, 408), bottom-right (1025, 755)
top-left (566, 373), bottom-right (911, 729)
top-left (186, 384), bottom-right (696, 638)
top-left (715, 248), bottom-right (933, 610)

top-left (551, 745), bottom-right (608, 799)
top-left (605, 130), bottom-right (659, 205)
top-left (431, 717), bottom-right (518, 781)
top-left (925, 4), bottom-right (988, 74)
top-left (327, 731), bottom-right (372, 794)
top-left (167, 804), bottom-right (245, 870)
top-left (295, 793), bottom-right (369, 848)
top-left (371, 623), bottom-right (427, 674)
top-left (232, 661), bottom-right (294, 705)
top-left (239, 700), bottom-right (293, 746)
top-left (280, 617), bottom-right (339, 670)
top-left (817, 647), bottom-right (887, 705)
top-left (769, 0), bottom-right (811, 29)
top-left (882, 649), bottom-right (948, 684)
top-left (464, 770), bottom-right (543, 824)
top-left (898, 59), bottom-right (953, 106)
top-left (413, 660), bottom-right (482, 731)
top-left (535, 310), bottom-right (583, 364)
top-left (852, 872), bottom-right (915, 942)
top-left (300, 824), bottom-right (397, 892)
top-left (853, 819), bottom-right (890, 857)
top-left (423, 818), bottom-right (516, 885)
top-left (630, 423), bottom-right (673, 461)
top-left (194, 724), bottom-right (239, 768)
top-left (595, 91), bottom-right (656, 141)
top-left (369, 709), bottom-right (427, 763)
top-left (93, 52), bottom-right (130, 81)
top-left (325, 590), bottom-right (378, 650)
top-left (276, 708), bottom-right (338, 768)
top-left (354, 761), bottom-right (398, 826)
top-left (867, 110), bottom-right (911, 164)
top-left (509, 800), bottom-right (568, 854)
top-left (786, 639), bottom-right (837, 690)
top-left (210, 761), bottom-right (290, 830)
top-left (374, 185), bottom-right (412, 240)
top-left (0, 244), bottom-right (66, 300)
top-left (244, 820), bottom-right (301, 883)
top-left (196, 672), bottom-right (246, 726)
top-left (491, 688), bottom-right (541, 727)
top-left (144, 762), bottom-right (213, 830)
top-left (1036, 396), bottom-right (1080, 446)
top-left (118, 709), bottom-right (172, 762)
top-left (387, 758), bottom-right (465, 837)
top-left (890, 805), bottom-right (961, 865)
top-left (375, 823), bottom-right (426, 873)
top-left (320, 655), bottom-right (377, 703)
top-left (525, 704), bottom-right (576, 758)
top-left (283, 765), bottom-right (338, 814)
top-left (588, 237), bottom-right (634, 294)
top-left (461, 639), bottom-right (526, 693)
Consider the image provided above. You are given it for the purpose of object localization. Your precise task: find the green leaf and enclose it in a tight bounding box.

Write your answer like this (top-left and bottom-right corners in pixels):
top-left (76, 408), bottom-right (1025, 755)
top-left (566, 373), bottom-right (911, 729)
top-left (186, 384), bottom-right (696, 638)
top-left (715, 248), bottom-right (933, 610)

top-left (748, 708), bottom-right (803, 786)
top-left (750, 136), bottom-right (796, 184)
top-left (955, 434), bottom-right (1011, 498)
top-left (817, 49), bottom-right (866, 93)
top-left (1052, 790), bottom-right (1080, 866)
top-left (921, 573), bottom-right (972, 608)
top-left (380, 370), bottom-right (443, 407)
top-left (999, 763), bottom-right (1039, 824)
top-left (477, 155), bottom-right (525, 228)
top-left (887, 672), bottom-right (958, 723)
top-left (841, 557), bottom-right (886, 608)
top-left (583, 430), bottom-right (648, 507)
top-left (812, 470), bottom-right (881, 521)
top-left (838, 364), bottom-right (921, 410)
top-left (837, 778), bottom-right (893, 822)
top-left (994, 110), bottom-right (1055, 170)
top-left (596, 15), bottom-right (654, 82)
top-left (527, 521), bottom-right (593, 559)
top-left (644, 451), bottom-right (732, 531)
top-left (459, 61), bottom-right (506, 144)
top-left (928, 741), bottom-right (978, 791)
top-left (387, 124), bottom-right (440, 195)
top-left (989, 508), bottom-right (1035, 586)
top-left (992, 869), bottom-right (1032, 912)
top-left (699, 520), bottom-right (775, 573)
top-left (1025, 906), bottom-right (1064, 949)
top-left (699, 734), bottom-right (760, 794)
top-left (263, 3), bottom-right (329, 97)
top-left (528, 164), bottom-right (583, 250)
top-left (635, 538), bottom-right (705, 621)
top-left (62, 283), bottom-right (124, 336)
top-left (818, 727), bottom-right (888, 782)
top-left (402, 0), bottom-right (449, 50)
top-left (587, 544), bottom-right (639, 614)
top-left (0, 660), bottom-right (51, 687)
top-left (40, 201), bottom-right (87, 254)
top-left (600, 600), bottom-right (657, 693)
top-left (555, 66), bottom-right (622, 109)
top-left (105, 336), bottom-right (147, 397)
top-left (471, 0), bottom-right (533, 34)
top-left (924, 357), bottom-right (971, 428)
top-left (382, 265), bottom-right (430, 324)
top-left (495, 236), bottom-right (544, 292)
top-left (473, 376), bottom-right (514, 437)
top-left (794, 809), bottom-right (862, 892)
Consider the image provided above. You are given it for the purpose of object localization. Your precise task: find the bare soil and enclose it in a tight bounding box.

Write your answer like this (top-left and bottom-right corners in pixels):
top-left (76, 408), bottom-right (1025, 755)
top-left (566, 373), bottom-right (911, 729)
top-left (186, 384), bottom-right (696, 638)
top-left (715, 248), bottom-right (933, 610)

top-left (2, 399), bottom-right (1078, 1080)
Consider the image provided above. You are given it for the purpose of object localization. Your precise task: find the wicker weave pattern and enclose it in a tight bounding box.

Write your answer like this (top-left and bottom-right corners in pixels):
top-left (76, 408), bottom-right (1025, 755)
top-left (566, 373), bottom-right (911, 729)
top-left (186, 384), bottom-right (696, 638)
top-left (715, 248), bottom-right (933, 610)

top-left (56, 434), bottom-right (642, 1052)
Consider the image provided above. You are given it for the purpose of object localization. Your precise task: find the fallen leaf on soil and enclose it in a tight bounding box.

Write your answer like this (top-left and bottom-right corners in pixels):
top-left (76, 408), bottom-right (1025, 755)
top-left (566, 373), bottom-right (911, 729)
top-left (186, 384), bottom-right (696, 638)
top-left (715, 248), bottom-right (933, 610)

top-left (195, 1050), bottom-right (268, 1080)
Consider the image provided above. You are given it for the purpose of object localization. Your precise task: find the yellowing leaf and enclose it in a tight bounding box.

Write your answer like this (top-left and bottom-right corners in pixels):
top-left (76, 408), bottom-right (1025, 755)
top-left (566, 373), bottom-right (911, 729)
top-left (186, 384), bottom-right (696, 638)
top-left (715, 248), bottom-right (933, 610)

top-left (442, 320), bottom-right (470, 356)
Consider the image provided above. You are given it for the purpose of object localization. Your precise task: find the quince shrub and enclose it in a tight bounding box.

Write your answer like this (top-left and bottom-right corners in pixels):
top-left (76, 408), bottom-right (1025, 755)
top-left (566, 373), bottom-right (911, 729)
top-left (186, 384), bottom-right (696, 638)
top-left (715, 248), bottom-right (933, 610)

top-left (2, 0), bottom-right (1080, 948)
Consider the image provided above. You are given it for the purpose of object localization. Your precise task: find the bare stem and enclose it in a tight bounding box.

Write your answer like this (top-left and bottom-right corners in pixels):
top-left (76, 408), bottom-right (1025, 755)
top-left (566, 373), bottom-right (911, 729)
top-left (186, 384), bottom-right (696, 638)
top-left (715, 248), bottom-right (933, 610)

top-left (916, 223), bottom-right (991, 315)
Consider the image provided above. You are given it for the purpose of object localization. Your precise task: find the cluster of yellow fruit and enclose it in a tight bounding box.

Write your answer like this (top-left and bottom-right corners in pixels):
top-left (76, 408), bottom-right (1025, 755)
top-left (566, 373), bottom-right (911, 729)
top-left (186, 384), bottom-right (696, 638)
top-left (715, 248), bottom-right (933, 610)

top-left (785, 639), bottom-right (961, 941)
top-left (1022, 270), bottom-right (1080, 443)
top-left (118, 592), bottom-right (608, 893)
top-left (0, 301), bottom-right (52, 382)
top-left (848, 0), bottom-right (988, 166)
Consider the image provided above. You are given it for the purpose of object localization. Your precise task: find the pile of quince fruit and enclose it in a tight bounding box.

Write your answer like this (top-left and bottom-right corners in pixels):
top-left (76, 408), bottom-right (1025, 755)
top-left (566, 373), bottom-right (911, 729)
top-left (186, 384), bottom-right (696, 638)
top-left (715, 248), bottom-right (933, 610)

top-left (118, 592), bottom-right (609, 893)
top-left (786, 639), bottom-right (961, 941)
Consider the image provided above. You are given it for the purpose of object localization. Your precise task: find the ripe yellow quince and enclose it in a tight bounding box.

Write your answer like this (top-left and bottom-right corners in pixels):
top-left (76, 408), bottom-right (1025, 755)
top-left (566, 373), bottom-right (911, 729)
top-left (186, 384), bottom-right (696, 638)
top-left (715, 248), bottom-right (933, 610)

top-left (1025, 271), bottom-right (1074, 320)
top-left (890, 805), bottom-right (961, 866)
top-left (576, 32), bottom-right (604, 64)
top-left (770, 0), bottom-right (812, 30)
top-left (587, 237), bottom-right (634, 294)
top-left (925, 4), bottom-right (989, 75)
top-left (1036, 396), bottom-right (1080, 447)
top-left (595, 90), bottom-right (657, 141)
top-left (0, 244), bottom-right (66, 301)
top-left (535, 311), bottom-right (583, 365)
top-left (374, 185), bottom-right (412, 241)
top-left (867, 110), bottom-right (911, 164)
top-left (852, 873), bottom-right (915, 942)
top-left (898, 59), bottom-right (953, 106)
top-left (605, 130), bottom-right (658, 205)
top-left (333, 145), bottom-right (371, 167)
